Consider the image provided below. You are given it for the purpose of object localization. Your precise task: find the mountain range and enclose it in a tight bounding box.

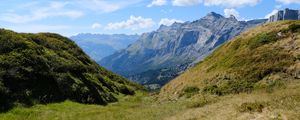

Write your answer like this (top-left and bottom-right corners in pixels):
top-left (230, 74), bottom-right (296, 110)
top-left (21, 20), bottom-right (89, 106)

top-left (100, 12), bottom-right (267, 89)
top-left (70, 34), bottom-right (139, 62)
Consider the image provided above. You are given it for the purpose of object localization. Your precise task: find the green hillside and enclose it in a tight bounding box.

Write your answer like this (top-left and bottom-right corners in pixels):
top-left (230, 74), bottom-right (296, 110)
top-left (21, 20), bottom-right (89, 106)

top-left (161, 20), bottom-right (300, 98)
top-left (0, 29), bottom-right (141, 112)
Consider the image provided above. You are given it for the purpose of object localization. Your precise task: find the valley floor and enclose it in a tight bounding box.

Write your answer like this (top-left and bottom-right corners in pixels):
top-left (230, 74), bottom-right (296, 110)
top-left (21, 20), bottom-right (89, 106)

top-left (1, 80), bottom-right (300, 120)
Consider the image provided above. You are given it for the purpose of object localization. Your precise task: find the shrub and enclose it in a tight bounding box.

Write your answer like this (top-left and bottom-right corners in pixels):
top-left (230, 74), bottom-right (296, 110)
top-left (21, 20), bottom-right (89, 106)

top-left (287, 23), bottom-right (300, 33)
top-left (254, 79), bottom-right (286, 93)
top-left (203, 80), bottom-right (254, 96)
top-left (118, 85), bottom-right (135, 95)
top-left (238, 102), bottom-right (268, 113)
top-left (249, 32), bottom-right (278, 49)
top-left (203, 85), bottom-right (222, 95)
top-left (179, 86), bottom-right (200, 98)
top-left (186, 99), bottom-right (209, 108)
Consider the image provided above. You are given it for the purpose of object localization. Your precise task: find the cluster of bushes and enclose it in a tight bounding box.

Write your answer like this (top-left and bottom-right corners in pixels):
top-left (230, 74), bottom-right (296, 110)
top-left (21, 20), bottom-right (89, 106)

top-left (238, 102), bottom-right (268, 113)
top-left (249, 31), bottom-right (278, 49)
top-left (249, 23), bottom-right (300, 49)
top-left (179, 86), bottom-right (200, 98)
top-left (203, 80), bottom-right (254, 96)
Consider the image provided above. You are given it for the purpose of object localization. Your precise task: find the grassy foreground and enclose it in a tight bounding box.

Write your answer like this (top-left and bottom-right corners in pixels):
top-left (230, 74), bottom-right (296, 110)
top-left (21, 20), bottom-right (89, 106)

top-left (0, 92), bottom-right (187, 120)
top-left (0, 80), bottom-right (300, 120)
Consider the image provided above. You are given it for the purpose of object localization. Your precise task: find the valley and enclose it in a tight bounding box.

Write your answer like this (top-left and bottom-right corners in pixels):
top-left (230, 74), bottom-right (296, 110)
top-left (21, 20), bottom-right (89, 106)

top-left (1, 1), bottom-right (300, 119)
top-left (1, 19), bottom-right (300, 120)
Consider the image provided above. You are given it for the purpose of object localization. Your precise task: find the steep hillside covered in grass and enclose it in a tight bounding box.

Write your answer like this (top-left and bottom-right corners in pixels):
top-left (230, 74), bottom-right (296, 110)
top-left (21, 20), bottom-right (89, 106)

top-left (161, 20), bottom-right (300, 99)
top-left (0, 29), bottom-right (141, 112)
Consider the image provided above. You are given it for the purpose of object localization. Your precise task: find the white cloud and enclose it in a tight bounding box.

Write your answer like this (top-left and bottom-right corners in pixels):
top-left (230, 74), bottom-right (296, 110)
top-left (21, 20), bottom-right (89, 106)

top-left (203, 0), bottom-right (261, 8)
top-left (172, 0), bottom-right (201, 6)
top-left (78, 0), bottom-right (142, 13)
top-left (276, 0), bottom-right (300, 4)
top-left (0, 2), bottom-right (83, 24)
top-left (224, 8), bottom-right (240, 19)
top-left (147, 0), bottom-right (167, 7)
top-left (159, 18), bottom-right (184, 26)
top-left (265, 9), bottom-right (279, 18)
top-left (91, 23), bottom-right (102, 29)
top-left (105, 16), bottom-right (155, 30)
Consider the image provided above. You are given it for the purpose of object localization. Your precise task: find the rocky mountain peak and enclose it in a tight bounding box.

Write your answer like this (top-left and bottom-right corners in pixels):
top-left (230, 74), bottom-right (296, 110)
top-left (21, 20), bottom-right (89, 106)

top-left (204, 12), bottom-right (224, 19)
top-left (228, 15), bottom-right (238, 21)
top-left (100, 12), bottom-right (267, 88)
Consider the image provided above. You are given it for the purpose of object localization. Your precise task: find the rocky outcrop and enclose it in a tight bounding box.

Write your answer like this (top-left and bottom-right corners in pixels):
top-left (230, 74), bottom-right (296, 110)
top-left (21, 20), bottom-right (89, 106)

top-left (268, 8), bottom-right (300, 22)
top-left (100, 12), bottom-right (267, 88)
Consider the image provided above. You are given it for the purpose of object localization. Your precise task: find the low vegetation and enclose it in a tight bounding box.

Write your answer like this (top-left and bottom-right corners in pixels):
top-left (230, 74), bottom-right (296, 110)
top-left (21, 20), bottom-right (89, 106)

top-left (179, 86), bottom-right (200, 98)
top-left (0, 29), bottom-right (142, 112)
top-left (238, 102), bottom-right (268, 113)
top-left (0, 80), bottom-right (300, 120)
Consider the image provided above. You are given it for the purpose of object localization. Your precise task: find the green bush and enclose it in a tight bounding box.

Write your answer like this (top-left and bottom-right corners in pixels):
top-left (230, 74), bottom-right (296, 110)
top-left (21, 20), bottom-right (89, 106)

top-left (203, 80), bottom-right (254, 96)
top-left (179, 86), bottom-right (200, 98)
top-left (287, 23), bottom-right (300, 33)
top-left (186, 99), bottom-right (209, 108)
top-left (238, 102), bottom-right (268, 113)
top-left (203, 85), bottom-right (222, 95)
top-left (249, 32), bottom-right (278, 49)
top-left (254, 79), bottom-right (286, 93)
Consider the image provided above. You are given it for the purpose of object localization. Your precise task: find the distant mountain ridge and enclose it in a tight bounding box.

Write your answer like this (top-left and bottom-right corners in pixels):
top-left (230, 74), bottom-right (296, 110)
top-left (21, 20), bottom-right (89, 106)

top-left (100, 12), bottom-right (267, 89)
top-left (70, 33), bottom-right (139, 61)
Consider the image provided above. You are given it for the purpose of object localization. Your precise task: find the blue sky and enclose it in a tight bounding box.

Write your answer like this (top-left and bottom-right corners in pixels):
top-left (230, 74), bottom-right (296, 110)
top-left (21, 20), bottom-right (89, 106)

top-left (0, 0), bottom-right (299, 37)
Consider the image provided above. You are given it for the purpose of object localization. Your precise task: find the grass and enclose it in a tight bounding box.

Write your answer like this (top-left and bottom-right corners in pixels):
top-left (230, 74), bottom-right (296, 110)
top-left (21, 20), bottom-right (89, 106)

top-left (1, 80), bottom-right (300, 120)
top-left (165, 80), bottom-right (300, 120)
top-left (0, 92), bottom-right (188, 120)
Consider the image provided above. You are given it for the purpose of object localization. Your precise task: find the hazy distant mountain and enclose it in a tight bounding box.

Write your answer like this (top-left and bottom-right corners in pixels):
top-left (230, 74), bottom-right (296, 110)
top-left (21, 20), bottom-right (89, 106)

top-left (70, 33), bottom-right (139, 61)
top-left (100, 12), bottom-right (267, 89)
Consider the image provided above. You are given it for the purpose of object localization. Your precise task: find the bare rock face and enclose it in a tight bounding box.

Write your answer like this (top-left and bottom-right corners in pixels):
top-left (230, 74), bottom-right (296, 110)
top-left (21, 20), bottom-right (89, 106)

top-left (100, 12), bottom-right (266, 88)
top-left (268, 8), bottom-right (300, 22)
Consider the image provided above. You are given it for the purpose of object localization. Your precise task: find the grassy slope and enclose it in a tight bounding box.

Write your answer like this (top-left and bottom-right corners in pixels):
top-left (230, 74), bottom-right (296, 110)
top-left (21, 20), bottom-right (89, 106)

top-left (160, 20), bottom-right (300, 99)
top-left (0, 81), bottom-right (299, 120)
top-left (0, 92), bottom-right (187, 120)
top-left (0, 29), bottom-right (142, 111)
